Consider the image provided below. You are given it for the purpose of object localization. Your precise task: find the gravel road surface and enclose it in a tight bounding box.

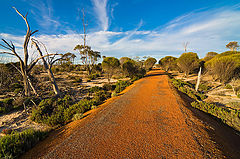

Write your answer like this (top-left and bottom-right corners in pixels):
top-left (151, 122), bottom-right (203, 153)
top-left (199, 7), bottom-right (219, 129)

top-left (22, 70), bottom-right (240, 159)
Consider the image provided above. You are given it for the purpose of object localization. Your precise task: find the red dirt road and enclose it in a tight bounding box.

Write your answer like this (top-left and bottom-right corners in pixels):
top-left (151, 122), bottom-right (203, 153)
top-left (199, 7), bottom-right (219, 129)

top-left (23, 70), bottom-right (240, 158)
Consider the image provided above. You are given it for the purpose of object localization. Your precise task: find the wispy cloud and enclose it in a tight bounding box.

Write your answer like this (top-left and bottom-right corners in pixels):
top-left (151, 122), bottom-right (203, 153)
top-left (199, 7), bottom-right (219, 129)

top-left (2, 6), bottom-right (240, 62)
top-left (28, 0), bottom-right (61, 33)
top-left (91, 0), bottom-right (109, 31)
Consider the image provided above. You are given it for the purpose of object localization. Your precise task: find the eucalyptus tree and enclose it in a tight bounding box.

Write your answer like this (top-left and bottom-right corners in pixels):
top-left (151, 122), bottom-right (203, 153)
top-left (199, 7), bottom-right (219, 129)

top-left (226, 41), bottom-right (239, 51)
top-left (74, 9), bottom-right (101, 75)
top-left (144, 57), bottom-right (157, 71)
top-left (177, 52), bottom-right (199, 77)
top-left (102, 57), bottom-right (120, 83)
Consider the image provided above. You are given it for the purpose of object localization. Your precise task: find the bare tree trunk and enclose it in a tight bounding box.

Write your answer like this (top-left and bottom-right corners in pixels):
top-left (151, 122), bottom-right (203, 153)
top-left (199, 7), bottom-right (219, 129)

top-left (47, 67), bottom-right (60, 95)
top-left (32, 41), bottom-right (60, 95)
top-left (0, 7), bottom-right (56, 97)
top-left (27, 76), bottom-right (38, 96)
top-left (195, 67), bottom-right (202, 92)
top-left (23, 74), bottom-right (31, 96)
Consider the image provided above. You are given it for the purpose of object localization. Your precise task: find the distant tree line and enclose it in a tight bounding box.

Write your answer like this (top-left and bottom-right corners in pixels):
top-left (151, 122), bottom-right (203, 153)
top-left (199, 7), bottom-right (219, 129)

top-left (158, 41), bottom-right (240, 84)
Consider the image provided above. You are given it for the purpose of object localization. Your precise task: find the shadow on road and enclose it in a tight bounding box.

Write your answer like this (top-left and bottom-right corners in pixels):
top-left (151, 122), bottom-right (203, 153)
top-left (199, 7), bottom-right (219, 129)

top-left (174, 88), bottom-right (240, 159)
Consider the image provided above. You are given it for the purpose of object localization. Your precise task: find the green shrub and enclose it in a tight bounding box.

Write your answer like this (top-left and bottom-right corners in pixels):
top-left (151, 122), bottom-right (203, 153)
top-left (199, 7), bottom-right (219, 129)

top-left (92, 91), bottom-right (111, 105)
top-left (103, 83), bottom-right (116, 91)
top-left (115, 80), bottom-right (132, 93)
top-left (102, 57), bottom-right (120, 83)
top-left (91, 106), bottom-right (97, 110)
top-left (198, 83), bottom-right (211, 92)
top-left (144, 57), bottom-right (157, 71)
top-left (30, 95), bottom-right (74, 126)
top-left (205, 52), bottom-right (240, 83)
top-left (225, 84), bottom-right (232, 89)
top-left (177, 52), bottom-right (199, 77)
top-left (203, 52), bottom-right (218, 62)
top-left (63, 98), bottom-right (95, 122)
top-left (171, 79), bottom-right (207, 101)
top-left (237, 94), bottom-right (240, 98)
top-left (89, 86), bottom-right (102, 93)
top-left (159, 56), bottom-right (178, 71)
top-left (72, 113), bottom-right (84, 121)
top-left (191, 101), bottom-right (240, 131)
top-left (111, 91), bottom-right (118, 97)
top-left (0, 129), bottom-right (48, 159)
top-left (0, 98), bottom-right (14, 114)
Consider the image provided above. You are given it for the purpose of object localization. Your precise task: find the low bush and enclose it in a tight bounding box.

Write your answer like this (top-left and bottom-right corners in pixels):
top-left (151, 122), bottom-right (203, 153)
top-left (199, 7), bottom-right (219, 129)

top-left (88, 86), bottom-right (102, 93)
top-left (0, 129), bottom-right (48, 159)
top-left (31, 95), bottom-right (74, 126)
top-left (177, 52), bottom-right (199, 77)
top-left (171, 79), bottom-right (207, 101)
top-left (191, 101), bottom-right (240, 131)
top-left (72, 113), bottom-right (84, 121)
top-left (31, 81), bottom-right (132, 127)
top-left (103, 83), bottom-right (116, 91)
top-left (91, 106), bottom-right (97, 110)
top-left (237, 94), bottom-right (240, 98)
top-left (0, 98), bottom-right (14, 114)
top-left (115, 80), bottom-right (132, 93)
top-left (225, 84), bottom-right (232, 89)
top-left (111, 91), bottom-right (118, 97)
top-left (92, 91), bottom-right (111, 105)
top-left (205, 52), bottom-right (240, 83)
top-left (171, 77), bottom-right (240, 132)
top-left (198, 83), bottom-right (211, 92)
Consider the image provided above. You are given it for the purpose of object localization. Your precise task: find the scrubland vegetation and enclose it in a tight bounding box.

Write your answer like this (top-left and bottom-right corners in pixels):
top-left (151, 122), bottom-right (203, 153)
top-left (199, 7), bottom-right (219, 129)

top-left (0, 6), bottom-right (240, 158)
top-left (0, 129), bottom-right (48, 158)
top-left (160, 42), bottom-right (240, 132)
top-left (0, 7), bottom-right (158, 158)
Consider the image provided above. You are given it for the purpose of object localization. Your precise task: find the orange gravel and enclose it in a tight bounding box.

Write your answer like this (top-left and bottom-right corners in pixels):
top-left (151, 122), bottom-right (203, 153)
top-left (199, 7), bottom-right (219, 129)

top-left (22, 69), bottom-right (240, 159)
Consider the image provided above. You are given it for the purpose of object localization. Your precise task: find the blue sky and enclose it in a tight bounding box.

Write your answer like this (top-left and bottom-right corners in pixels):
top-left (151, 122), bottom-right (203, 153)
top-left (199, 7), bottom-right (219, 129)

top-left (1, 0), bottom-right (240, 62)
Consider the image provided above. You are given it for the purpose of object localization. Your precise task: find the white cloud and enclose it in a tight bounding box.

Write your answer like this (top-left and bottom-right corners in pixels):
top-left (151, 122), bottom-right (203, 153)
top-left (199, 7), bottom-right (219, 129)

top-left (91, 0), bottom-right (109, 31)
top-left (1, 7), bottom-right (240, 62)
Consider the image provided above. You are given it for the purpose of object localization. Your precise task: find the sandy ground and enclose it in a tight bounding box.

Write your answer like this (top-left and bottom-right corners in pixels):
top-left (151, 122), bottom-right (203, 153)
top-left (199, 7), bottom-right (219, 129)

top-left (0, 72), bottom-right (127, 136)
top-left (171, 71), bottom-right (240, 109)
top-left (0, 110), bottom-right (48, 137)
top-left (21, 69), bottom-right (240, 159)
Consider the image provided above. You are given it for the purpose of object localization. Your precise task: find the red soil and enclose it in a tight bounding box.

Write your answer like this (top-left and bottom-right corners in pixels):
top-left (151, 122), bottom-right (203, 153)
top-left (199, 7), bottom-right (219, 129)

top-left (22, 69), bottom-right (240, 159)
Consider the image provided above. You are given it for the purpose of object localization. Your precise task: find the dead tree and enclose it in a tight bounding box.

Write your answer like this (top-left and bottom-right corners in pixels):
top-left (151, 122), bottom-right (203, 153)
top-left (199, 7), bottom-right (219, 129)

top-left (0, 7), bottom-right (55, 96)
top-left (31, 39), bottom-right (61, 95)
top-left (183, 42), bottom-right (189, 52)
top-left (195, 67), bottom-right (202, 91)
top-left (74, 9), bottom-right (101, 75)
